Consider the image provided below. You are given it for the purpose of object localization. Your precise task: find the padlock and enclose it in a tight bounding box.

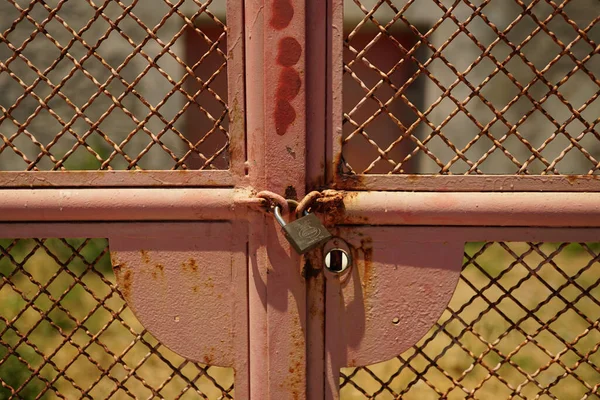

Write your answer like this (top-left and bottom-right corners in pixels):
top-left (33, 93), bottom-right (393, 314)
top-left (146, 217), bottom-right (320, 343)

top-left (273, 205), bottom-right (332, 254)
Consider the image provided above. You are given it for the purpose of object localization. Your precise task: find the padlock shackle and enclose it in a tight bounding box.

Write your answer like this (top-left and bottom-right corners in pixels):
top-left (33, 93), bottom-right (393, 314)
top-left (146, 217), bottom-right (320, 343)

top-left (274, 204), bottom-right (309, 227)
top-left (273, 205), bottom-right (287, 227)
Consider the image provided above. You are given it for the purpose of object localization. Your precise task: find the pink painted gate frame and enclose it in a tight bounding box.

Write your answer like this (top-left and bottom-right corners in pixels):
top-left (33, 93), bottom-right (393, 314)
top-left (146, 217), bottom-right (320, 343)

top-left (1, 0), bottom-right (600, 399)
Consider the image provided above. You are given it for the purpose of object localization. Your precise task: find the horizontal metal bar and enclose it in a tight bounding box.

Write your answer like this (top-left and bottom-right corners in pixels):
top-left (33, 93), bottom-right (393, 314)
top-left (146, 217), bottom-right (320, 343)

top-left (0, 170), bottom-right (235, 188)
top-left (339, 191), bottom-right (600, 227)
top-left (0, 188), bottom-right (260, 221)
top-left (2, 189), bottom-right (599, 227)
top-left (334, 174), bottom-right (600, 192)
top-left (2, 223), bottom-right (600, 243)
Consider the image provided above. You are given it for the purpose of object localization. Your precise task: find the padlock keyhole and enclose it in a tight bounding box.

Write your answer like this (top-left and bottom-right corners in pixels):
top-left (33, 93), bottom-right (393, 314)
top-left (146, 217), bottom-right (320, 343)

top-left (324, 248), bottom-right (350, 274)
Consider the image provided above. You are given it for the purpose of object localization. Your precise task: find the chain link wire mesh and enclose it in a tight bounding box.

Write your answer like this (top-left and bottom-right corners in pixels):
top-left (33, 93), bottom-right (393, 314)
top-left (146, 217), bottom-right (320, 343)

top-left (342, 0), bottom-right (600, 175)
top-left (0, 0), bottom-right (229, 171)
top-left (0, 238), bottom-right (234, 399)
top-left (341, 242), bottom-right (600, 399)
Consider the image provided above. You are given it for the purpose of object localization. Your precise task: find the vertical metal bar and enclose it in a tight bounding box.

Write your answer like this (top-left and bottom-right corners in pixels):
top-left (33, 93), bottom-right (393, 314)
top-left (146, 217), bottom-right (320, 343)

top-left (228, 0), bottom-right (248, 180)
top-left (246, 0), bottom-right (308, 398)
top-left (245, 1), bottom-right (269, 398)
top-left (326, 1), bottom-right (345, 397)
top-left (306, 0), bottom-right (329, 398)
top-left (327, 0), bottom-right (344, 187)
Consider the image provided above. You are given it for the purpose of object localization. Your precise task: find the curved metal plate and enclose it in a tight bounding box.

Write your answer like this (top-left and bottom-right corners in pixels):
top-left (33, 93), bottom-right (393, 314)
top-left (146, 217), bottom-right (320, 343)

top-left (325, 227), bottom-right (464, 368)
top-left (109, 223), bottom-right (247, 368)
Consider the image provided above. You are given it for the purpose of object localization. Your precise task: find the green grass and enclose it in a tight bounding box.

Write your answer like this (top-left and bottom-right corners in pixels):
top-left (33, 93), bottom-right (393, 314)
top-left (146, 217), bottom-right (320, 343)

top-left (341, 242), bottom-right (600, 399)
top-left (2, 240), bottom-right (599, 399)
top-left (0, 239), bottom-right (233, 400)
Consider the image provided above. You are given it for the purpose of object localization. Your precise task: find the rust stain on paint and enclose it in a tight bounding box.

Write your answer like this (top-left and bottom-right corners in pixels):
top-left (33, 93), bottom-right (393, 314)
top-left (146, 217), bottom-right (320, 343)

top-left (204, 277), bottom-right (215, 289)
top-left (270, 0), bottom-right (293, 30)
top-left (285, 185), bottom-right (298, 201)
top-left (121, 269), bottom-right (133, 301)
top-left (277, 37), bottom-right (302, 66)
top-left (359, 237), bottom-right (374, 296)
top-left (140, 250), bottom-right (150, 264)
top-left (314, 190), bottom-right (346, 226)
top-left (182, 258), bottom-right (198, 273)
top-left (151, 264), bottom-right (164, 280)
top-left (279, 314), bottom-right (304, 399)
top-left (333, 150), bottom-right (367, 189)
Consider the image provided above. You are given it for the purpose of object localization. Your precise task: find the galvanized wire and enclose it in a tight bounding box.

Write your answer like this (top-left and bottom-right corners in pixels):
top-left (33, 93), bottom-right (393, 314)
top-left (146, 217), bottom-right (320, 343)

top-left (342, 0), bottom-right (600, 175)
top-left (340, 242), bottom-right (600, 399)
top-left (0, 238), bottom-right (234, 399)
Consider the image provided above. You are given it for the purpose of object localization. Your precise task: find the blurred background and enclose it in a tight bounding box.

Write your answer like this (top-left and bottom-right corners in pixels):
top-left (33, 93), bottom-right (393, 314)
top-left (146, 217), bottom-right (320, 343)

top-left (1, 0), bottom-right (598, 174)
top-left (342, 0), bottom-right (599, 174)
top-left (0, 0), bottom-right (229, 171)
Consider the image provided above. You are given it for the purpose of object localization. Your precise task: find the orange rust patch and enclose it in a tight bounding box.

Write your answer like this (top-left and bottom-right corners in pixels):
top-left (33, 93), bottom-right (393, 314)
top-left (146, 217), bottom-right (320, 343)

top-left (121, 269), bottom-right (133, 300)
top-left (151, 263), bottom-right (164, 280)
top-left (282, 315), bottom-right (305, 399)
top-left (314, 190), bottom-right (346, 226)
top-left (182, 258), bottom-right (198, 273)
top-left (333, 150), bottom-right (366, 189)
top-left (140, 250), bottom-right (150, 264)
top-left (359, 237), bottom-right (374, 295)
top-left (204, 277), bottom-right (215, 289)
top-left (202, 347), bottom-right (218, 365)
top-left (567, 175), bottom-right (578, 184)
top-left (337, 173), bottom-right (364, 189)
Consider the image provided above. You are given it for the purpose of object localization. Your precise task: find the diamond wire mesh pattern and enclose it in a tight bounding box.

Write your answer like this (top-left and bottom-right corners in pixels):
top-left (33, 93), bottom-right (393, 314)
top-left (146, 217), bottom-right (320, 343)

top-left (0, 238), bottom-right (234, 399)
top-left (0, 0), bottom-right (229, 171)
top-left (342, 0), bottom-right (600, 175)
top-left (341, 242), bottom-right (600, 399)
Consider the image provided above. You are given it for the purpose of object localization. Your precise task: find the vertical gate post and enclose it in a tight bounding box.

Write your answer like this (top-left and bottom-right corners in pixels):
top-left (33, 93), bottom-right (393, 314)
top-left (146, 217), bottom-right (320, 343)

top-left (246, 0), bottom-right (309, 398)
top-left (305, 0), bottom-right (329, 398)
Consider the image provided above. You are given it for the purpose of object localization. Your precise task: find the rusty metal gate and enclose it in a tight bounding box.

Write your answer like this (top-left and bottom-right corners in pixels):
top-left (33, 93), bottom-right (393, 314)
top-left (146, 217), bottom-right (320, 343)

top-left (0, 0), bottom-right (599, 399)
